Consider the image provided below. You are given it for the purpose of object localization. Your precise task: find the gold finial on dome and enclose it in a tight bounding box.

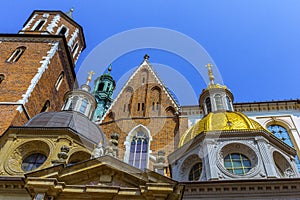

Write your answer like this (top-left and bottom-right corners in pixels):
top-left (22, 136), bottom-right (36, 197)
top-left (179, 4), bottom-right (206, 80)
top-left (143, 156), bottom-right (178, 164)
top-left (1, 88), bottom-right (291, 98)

top-left (206, 63), bottom-right (215, 85)
top-left (86, 70), bottom-right (95, 86)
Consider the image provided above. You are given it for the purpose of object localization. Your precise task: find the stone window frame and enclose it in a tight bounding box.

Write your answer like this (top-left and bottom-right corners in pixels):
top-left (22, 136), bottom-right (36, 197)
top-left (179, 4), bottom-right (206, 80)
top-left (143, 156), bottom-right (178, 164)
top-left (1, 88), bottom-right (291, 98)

top-left (31, 18), bottom-right (47, 31)
top-left (216, 142), bottom-right (260, 178)
top-left (6, 46), bottom-right (26, 63)
top-left (272, 150), bottom-right (295, 178)
top-left (64, 95), bottom-right (92, 116)
top-left (204, 97), bottom-right (211, 114)
top-left (56, 25), bottom-right (69, 37)
top-left (124, 124), bottom-right (152, 169)
top-left (54, 72), bottom-right (64, 91)
top-left (4, 140), bottom-right (52, 175)
top-left (265, 120), bottom-right (300, 172)
top-left (179, 154), bottom-right (202, 181)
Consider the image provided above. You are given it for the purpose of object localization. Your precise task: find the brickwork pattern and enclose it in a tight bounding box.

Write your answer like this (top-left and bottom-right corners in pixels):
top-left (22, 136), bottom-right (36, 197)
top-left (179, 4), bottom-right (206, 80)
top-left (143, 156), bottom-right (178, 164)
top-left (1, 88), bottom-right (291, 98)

top-left (100, 63), bottom-right (185, 168)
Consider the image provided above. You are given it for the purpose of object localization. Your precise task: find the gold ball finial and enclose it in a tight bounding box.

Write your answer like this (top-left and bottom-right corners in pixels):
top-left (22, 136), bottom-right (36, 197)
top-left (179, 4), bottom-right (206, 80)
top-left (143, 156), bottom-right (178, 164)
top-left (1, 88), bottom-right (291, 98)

top-left (144, 54), bottom-right (150, 60)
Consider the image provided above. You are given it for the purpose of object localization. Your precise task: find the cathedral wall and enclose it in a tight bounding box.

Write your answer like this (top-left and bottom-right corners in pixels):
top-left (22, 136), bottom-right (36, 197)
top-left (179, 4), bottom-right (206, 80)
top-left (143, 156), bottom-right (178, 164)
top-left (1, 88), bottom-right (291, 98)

top-left (100, 117), bottom-right (178, 163)
top-left (0, 105), bottom-right (19, 135)
top-left (0, 39), bottom-right (76, 135)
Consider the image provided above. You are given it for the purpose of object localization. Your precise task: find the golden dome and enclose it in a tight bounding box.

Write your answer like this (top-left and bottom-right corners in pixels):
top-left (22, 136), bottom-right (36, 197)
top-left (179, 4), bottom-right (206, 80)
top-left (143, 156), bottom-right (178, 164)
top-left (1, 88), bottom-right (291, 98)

top-left (178, 111), bottom-right (268, 147)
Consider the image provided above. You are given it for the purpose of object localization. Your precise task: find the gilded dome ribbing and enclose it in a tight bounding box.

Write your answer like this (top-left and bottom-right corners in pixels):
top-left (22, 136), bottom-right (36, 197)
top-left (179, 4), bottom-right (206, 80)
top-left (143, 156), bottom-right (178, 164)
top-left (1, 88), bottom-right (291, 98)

top-left (178, 111), bottom-right (268, 147)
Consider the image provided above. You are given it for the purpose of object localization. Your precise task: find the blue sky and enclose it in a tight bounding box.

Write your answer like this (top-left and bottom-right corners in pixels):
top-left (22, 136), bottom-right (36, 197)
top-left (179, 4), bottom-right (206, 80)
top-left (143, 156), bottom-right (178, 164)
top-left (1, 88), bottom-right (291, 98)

top-left (1, 1), bottom-right (300, 105)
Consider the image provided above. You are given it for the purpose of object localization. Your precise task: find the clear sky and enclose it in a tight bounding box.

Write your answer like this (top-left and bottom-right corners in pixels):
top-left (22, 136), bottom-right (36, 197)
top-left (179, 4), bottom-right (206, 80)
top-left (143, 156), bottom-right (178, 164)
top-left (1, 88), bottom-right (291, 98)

top-left (1, 0), bottom-right (300, 105)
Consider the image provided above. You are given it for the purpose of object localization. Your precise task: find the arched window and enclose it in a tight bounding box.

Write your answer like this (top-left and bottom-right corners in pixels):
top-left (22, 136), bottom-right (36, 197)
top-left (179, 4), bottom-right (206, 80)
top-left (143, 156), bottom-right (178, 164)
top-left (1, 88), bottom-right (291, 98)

top-left (68, 96), bottom-right (79, 111)
top-left (188, 162), bottom-right (202, 181)
top-left (215, 94), bottom-right (224, 110)
top-left (205, 97), bottom-right (212, 113)
top-left (22, 153), bottom-right (47, 172)
top-left (40, 100), bottom-right (50, 112)
top-left (33, 19), bottom-right (46, 31)
top-left (106, 83), bottom-right (111, 92)
top-left (98, 82), bottom-right (104, 91)
top-left (226, 96), bottom-right (233, 111)
top-left (224, 153), bottom-right (251, 175)
top-left (128, 131), bottom-right (149, 169)
top-left (80, 98), bottom-right (88, 114)
top-left (58, 26), bottom-right (67, 36)
top-left (0, 74), bottom-right (5, 84)
top-left (72, 42), bottom-right (78, 52)
top-left (72, 42), bottom-right (79, 58)
top-left (7, 46), bottom-right (26, 63)
top-left (268, 124), bottom-right (300, 171)
top-left (54, 72), bottom-right (64, 91)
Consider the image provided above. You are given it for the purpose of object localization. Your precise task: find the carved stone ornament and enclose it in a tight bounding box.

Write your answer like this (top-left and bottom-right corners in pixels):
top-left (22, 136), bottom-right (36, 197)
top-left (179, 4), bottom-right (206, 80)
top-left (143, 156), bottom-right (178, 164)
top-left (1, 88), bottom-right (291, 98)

top-left (216, 141), bottom-right (261, 179)
top-left (4, 140), bottom-right (51, 175)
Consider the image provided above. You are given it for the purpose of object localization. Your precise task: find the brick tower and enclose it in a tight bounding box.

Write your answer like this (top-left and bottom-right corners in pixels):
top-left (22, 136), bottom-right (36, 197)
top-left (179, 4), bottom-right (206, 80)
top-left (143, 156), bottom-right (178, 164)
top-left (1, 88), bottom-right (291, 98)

top-left (99, 55), bottom-right (187, 173)
top-left (0, 9), bottom-right (86, 135)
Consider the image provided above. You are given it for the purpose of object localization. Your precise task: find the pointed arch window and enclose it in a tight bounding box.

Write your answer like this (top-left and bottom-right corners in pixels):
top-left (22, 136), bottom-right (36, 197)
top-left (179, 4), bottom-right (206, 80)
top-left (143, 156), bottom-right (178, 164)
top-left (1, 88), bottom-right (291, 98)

top-left (72, 42), bottom-right (78, 52)
top-left (268, 124), bottom-right (300, 171)
top-left (215, 94), bottom-right (224, 110)
top-left (33, 19), bottom-right (46, 31)
top-left (0, 74), bottom-right (5, 84)
top-left (205, 97), bottom-right (212, 113)
top-left (7, 46), bottom-right (26, 63)
top-left (58, 26), bottom-right (68, 36)
top-left (55, 72), bottom-right (64, 91)
top-left (128, 131), bottom-right (149, 169)
top-left (41, 100), bottom-right (50, 112)
top-left (72, 42), bottom-right (79, 58)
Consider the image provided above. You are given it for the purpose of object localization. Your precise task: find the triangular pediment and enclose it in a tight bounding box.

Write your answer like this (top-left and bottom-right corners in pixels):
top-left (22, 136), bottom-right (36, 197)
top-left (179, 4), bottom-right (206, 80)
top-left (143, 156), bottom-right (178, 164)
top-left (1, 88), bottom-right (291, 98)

top-left (25, 156), bottom-right (183, 199)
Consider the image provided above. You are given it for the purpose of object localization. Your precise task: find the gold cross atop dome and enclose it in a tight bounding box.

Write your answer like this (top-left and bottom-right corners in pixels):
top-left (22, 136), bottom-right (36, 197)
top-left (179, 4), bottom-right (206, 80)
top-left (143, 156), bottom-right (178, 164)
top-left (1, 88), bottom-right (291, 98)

top-left (206, 63), bottom-right (215, 85)
top-left (86, 70), bottom-right (95, 86)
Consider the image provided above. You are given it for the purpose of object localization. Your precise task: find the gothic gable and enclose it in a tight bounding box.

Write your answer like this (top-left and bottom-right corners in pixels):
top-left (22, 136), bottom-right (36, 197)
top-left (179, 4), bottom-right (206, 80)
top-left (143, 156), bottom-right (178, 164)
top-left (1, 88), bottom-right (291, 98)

top-left (101, 56), bottom-right (180, 123)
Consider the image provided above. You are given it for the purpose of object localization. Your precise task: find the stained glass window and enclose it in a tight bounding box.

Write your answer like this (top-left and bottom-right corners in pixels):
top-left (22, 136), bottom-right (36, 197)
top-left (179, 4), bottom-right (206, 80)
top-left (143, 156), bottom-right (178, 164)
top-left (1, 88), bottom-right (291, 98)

top-left (268, 125), bottom-right (300, 171)
top-left (128, 132), bottom-right (148, 169)
top-left (188, 162), bottom-right (202, 181)
top-left (22, 153), bottom-right (47, 172)
top-left (224, 153), bottom-right (251, 175)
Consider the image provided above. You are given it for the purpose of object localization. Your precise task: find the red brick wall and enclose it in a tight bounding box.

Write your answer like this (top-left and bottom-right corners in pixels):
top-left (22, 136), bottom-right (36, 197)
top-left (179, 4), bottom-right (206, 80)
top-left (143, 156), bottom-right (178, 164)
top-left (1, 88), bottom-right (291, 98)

top-left (100, 64), bottom-right (180, 167)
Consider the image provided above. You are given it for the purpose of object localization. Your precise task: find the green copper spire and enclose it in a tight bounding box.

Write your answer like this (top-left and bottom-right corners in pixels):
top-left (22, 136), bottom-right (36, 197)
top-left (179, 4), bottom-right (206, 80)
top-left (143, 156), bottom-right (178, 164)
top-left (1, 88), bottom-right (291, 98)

top-left (92, 65), bottom-right (116, 121)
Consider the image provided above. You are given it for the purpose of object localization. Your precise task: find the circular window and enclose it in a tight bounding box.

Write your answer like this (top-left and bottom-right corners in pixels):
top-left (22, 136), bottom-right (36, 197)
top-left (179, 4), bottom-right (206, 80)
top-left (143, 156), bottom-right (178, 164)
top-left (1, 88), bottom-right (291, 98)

top-left (224, 153), bottom-right (251, 175)
top-left (21, 153), bottom-right (47, 172)
top-left (188, 162), bottom-right (202, 181)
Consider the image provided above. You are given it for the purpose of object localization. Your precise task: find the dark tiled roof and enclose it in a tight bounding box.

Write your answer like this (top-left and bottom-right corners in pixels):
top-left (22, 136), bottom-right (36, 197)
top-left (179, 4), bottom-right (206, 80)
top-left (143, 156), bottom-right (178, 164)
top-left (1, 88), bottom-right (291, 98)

top-left (25, 111), bottom-right (106, 145)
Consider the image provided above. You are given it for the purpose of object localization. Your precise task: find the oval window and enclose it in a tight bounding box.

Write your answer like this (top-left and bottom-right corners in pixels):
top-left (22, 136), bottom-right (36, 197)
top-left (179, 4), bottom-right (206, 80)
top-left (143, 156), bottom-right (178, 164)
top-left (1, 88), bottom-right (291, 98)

top-left (22, 153), bottom-right (47, 172)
